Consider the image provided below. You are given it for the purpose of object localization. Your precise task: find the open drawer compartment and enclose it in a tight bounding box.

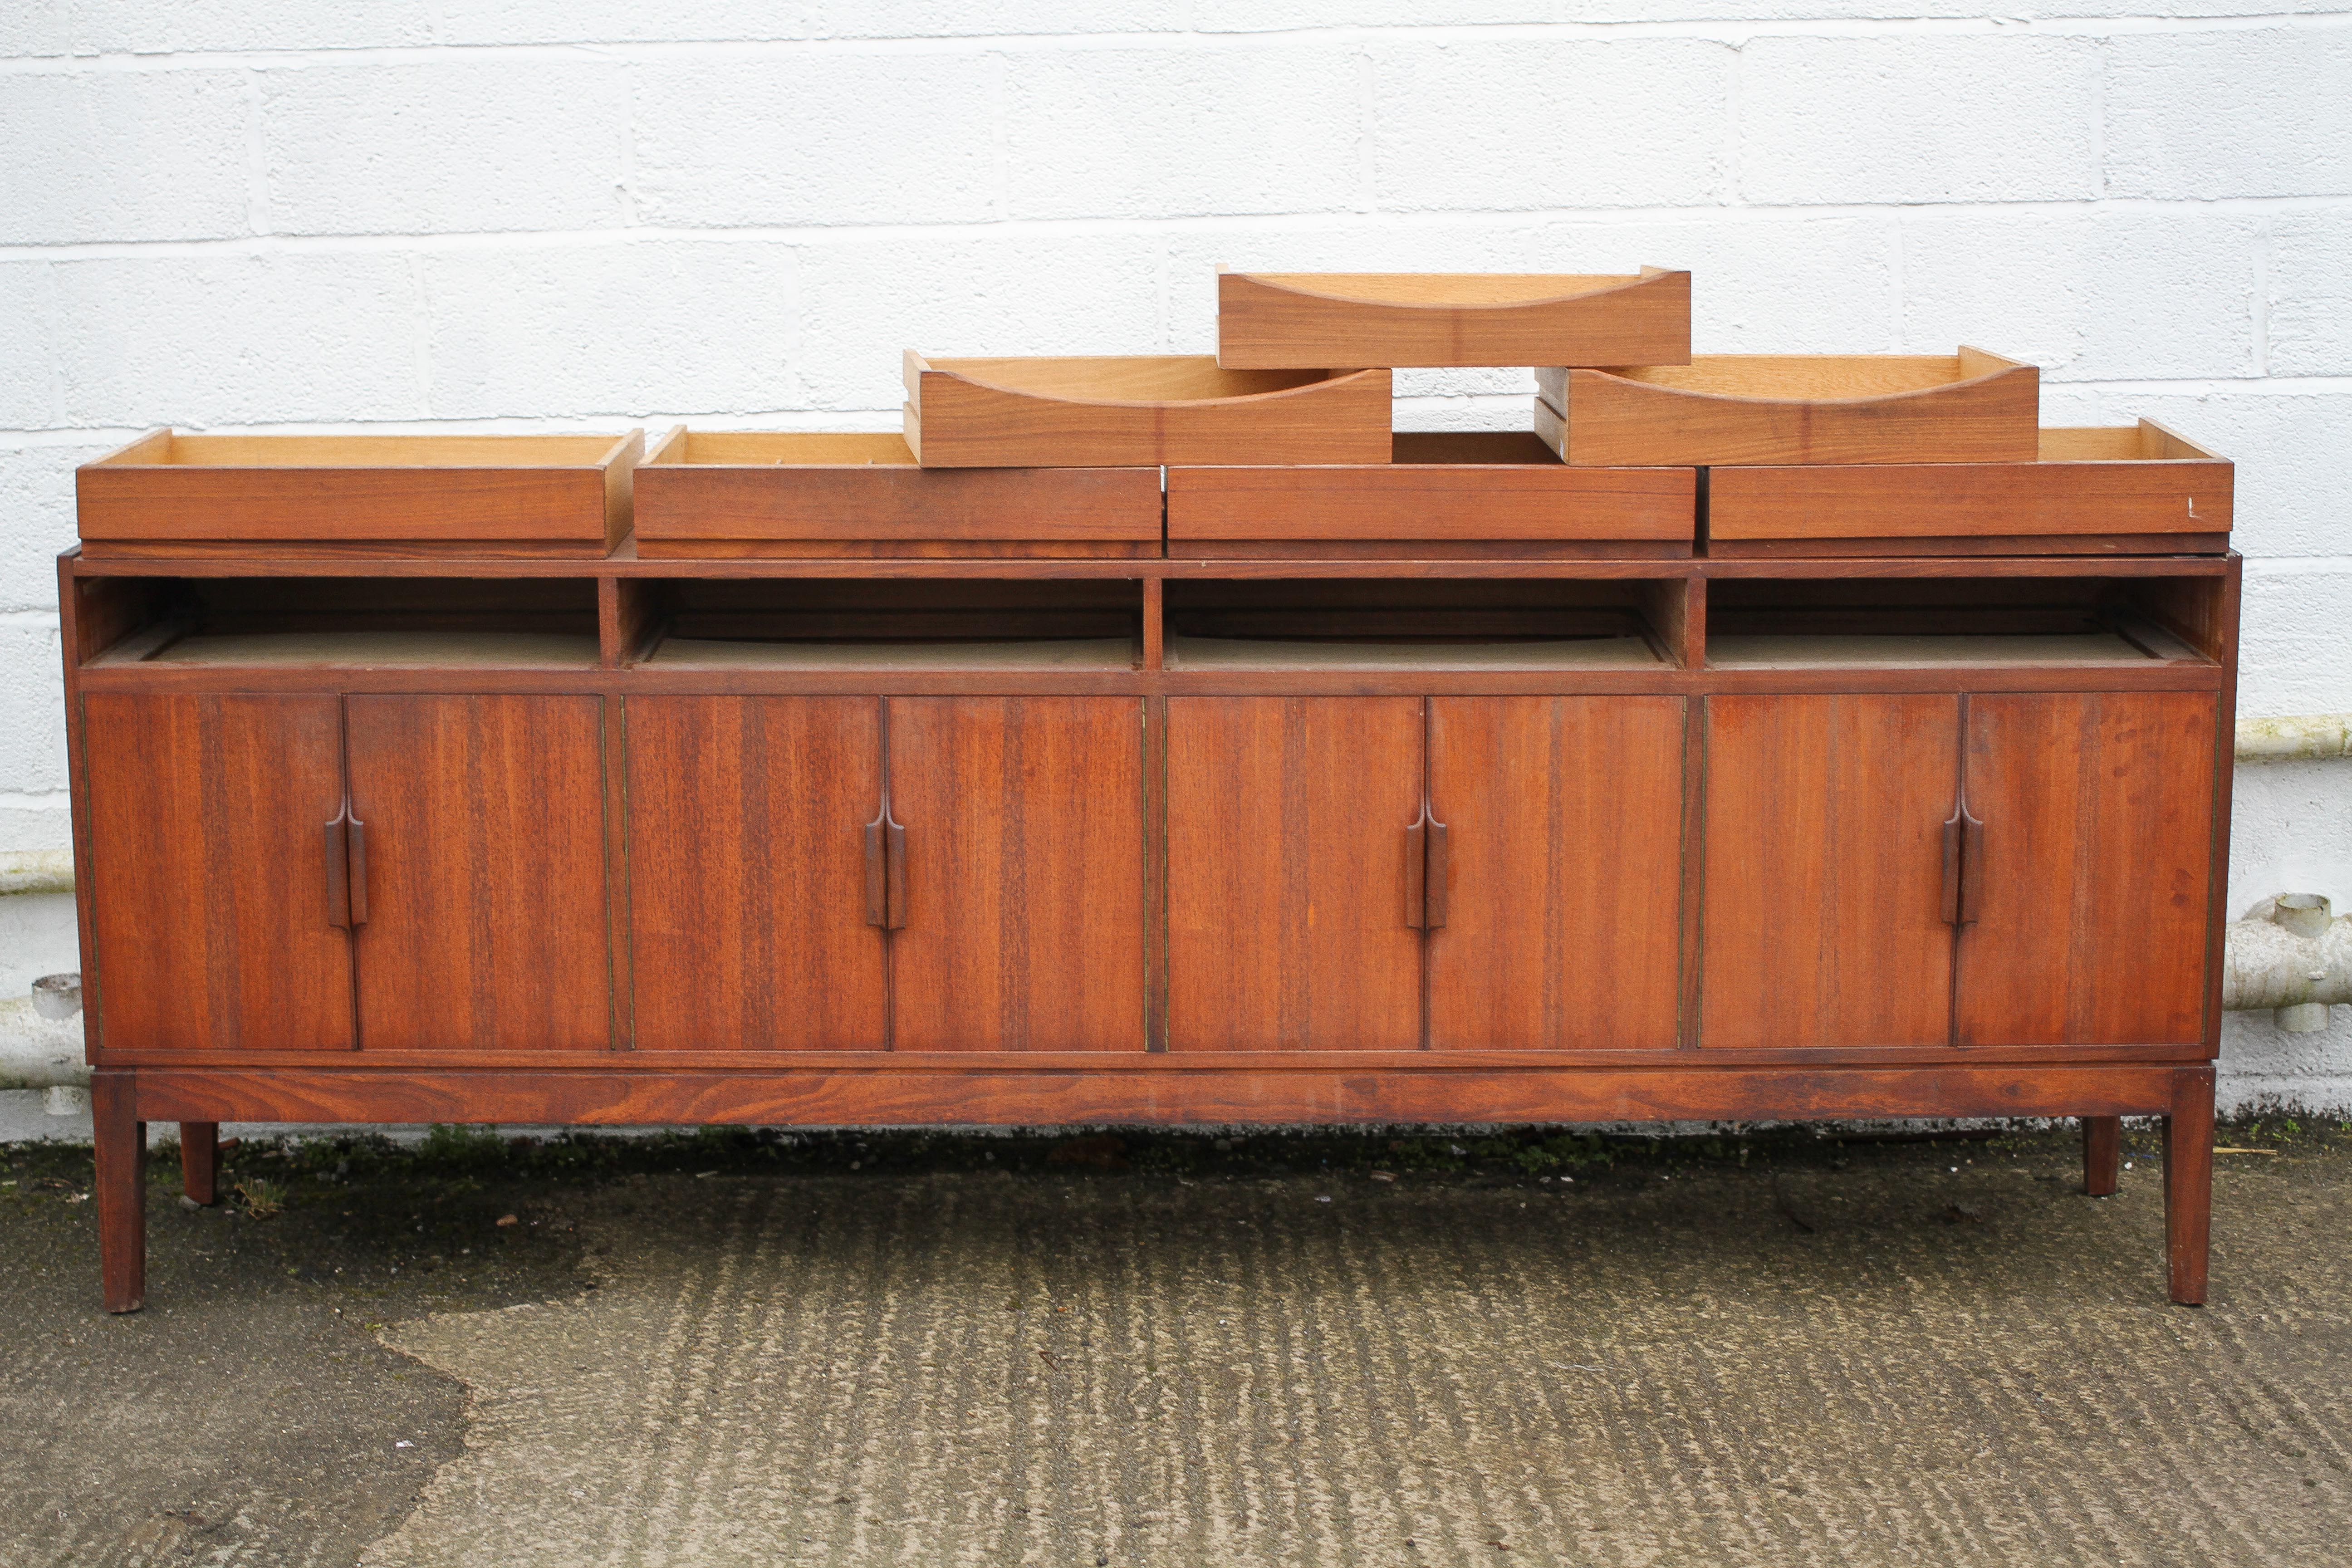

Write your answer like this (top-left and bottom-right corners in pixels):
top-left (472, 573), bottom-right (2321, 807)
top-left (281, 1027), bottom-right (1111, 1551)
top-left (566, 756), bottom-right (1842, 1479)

top-left (624, 578), bottom-right (1143, 670)
top-left (1707, 421), bottom-right (2232, 556)
top-left (1215, 267), bottom-right (1690, 369)
top-left (77, 430), bottom-right (642, 558)
top-left (903, 353), bottom-right (1392, 468)
top-left (632, 429), bottom-right (1162, 558)
top-left (1704, 574), bottom-right (2225, 669)
top-left (1166, 433), bottom-right (1694, 558)
top-left (1536, 350), bottom-right (2038, 467)
top-left (77, 576), bottom-right (602, 669)
top-left (1163, 578), bottom-right (1686, 671)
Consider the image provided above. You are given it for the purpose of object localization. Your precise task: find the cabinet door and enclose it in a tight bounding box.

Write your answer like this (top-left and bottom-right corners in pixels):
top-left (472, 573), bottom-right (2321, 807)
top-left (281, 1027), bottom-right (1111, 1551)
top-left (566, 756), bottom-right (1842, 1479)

top-left (886, 697), bottom-right (1147, 1052)
top-left (1428, 697), bottom-right (1686, 1051)
top-left (83, 694), bottom-right (354, 1052)
top-left (623, 697), bottom-right (886, 1052)
top-left (346, 695), bottom-right (613, 1052)
top-left (1167, 697), bottom-right (1424, 1052)
top-left (1702, 695), bottom-right (1960, 1049)
top-left (1956, 692), bottom-right (2216, 1046)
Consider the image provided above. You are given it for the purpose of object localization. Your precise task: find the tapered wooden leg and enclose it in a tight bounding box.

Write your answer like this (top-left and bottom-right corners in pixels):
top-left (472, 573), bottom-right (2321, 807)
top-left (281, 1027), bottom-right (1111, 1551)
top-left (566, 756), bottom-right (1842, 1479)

top-left (180, 1121), bottom-right (219, 1205)
top-left (2164, 1067), bottom-right (2215, 1307)
top-left (2082, 1115), bottom-right (2122, 1197)
top-left (92, 1073), bottom-right (146, 1314)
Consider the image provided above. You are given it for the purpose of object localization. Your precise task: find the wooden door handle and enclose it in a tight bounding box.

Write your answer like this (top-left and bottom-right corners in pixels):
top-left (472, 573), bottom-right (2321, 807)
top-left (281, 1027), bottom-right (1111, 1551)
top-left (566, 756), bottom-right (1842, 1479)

top-left (885, 819), bottom-right (907, 930)
top-left (325, 801), bottom-right (369, 929)
top-left (864, 812), bottom-right (887, 926)
top-left (345, 814), bottom-right (368, 927)
top-left (1942, 801), bottom-right (1983, 926)
top-left (865, 809), bottom-right (907, 930)
top-left (323, 808), bottom-right (351, 929)
top-left (1956, 804), bottom-right (1983, 926)
top-left (1424, 816), bottom-right (1448, 930)
top-left (1405, 817), bottom-right (1425, 930)
top-left (1405, 804), bottom-right (1447, 930)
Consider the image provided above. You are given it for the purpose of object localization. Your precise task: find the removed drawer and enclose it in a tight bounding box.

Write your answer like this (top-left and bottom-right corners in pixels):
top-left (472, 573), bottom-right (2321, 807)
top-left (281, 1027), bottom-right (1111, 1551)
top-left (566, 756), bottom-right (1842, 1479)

top-left (1706, 421), bottom-right (2231, 556)
top-left (1166, 432), bottom-right (1693, 558)
top-left (1536, 350), bottom-right (2037, 467)
top-left (904, 353), bottom-right (1392, 468)
top-left (1215, 267), bottom-right (1690, 369)
top-left (633, 429), bottom-right (1161, 558)
top-left (77, 428), bottom-right (641, 558)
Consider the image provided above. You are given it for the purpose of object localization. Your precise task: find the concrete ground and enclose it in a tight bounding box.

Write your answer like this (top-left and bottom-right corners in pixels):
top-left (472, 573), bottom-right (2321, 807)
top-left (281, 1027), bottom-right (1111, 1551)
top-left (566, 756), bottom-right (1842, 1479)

top-left (2, 1120), bottom-right (2348, 1567)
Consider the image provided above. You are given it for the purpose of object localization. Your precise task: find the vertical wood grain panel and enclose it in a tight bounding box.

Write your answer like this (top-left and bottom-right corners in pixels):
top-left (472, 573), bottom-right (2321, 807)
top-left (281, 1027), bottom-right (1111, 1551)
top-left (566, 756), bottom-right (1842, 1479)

top-left (1702, 694), bottom-right (1960, 1049)
top-left (887, 697), bottom-right (1147, 1052)
top-left (1166, 697), bottom-right (1424, 1052)
top-left (1956, 691), bottom-right (2215, 1047)
top-left (1427, 697), bottom-right (1686, 1050)
top-left (624, 696), bottom-right (887, 1051)
top-left (346, 695), bottom-right (612, 1052)
top-left (84, 694), bottom-right (354, 1052)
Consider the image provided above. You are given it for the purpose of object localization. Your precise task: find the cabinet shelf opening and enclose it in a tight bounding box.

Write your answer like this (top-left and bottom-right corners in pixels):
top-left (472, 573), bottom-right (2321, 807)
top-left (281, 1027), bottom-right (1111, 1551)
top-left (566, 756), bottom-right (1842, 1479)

top-left (627, 578), bottom-right (1144, 670)
top-left (1163, 578), bottom-right (1682, 670)
top-left (1704, 575), bottom-right (2224, 668)
top-left (80, 576), bottom-right (602, 668)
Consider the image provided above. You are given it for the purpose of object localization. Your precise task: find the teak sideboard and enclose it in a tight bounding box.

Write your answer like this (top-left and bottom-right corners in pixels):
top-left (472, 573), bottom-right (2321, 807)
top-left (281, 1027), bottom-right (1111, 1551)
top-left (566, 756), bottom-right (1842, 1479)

top-left (61, 543), bottom-right (2234, 1313)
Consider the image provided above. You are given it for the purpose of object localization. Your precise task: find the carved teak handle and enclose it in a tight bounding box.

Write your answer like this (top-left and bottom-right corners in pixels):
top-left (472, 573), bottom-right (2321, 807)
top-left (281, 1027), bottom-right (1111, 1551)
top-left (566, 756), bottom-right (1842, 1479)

top-left (323, 799), bottom-right (368, 929)
top-left (865, 808), bottom-right (906, 930)
top-left (1942, 800), bottom-right (1984, 926)
top-left (1405, 804), bottom-right (1448, 930)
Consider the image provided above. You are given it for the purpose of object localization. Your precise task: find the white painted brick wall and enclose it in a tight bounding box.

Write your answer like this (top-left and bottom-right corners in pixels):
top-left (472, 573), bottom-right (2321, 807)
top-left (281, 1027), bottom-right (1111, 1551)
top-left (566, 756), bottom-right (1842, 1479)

top-left (1008, 46), bottom-right (1363, 219)
top-left (633, 55), bottom-right (999, 228)
top-left (0, 71), bottom-right (252, 243)
top-left (261, 59), bottom-right (630, 236)
top-left (1376, 39), bottom-right (1736, 210)
top-left (3, 4), bottom-right (2350, 1109)
top-left (1740, 36), bottom-right (2102, 205)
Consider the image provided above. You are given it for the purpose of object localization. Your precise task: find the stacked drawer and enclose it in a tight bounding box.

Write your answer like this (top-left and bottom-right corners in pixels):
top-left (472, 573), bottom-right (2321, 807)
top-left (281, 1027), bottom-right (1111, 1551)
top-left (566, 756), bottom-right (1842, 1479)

top-left (77, 268), bottom-right (2231, 560)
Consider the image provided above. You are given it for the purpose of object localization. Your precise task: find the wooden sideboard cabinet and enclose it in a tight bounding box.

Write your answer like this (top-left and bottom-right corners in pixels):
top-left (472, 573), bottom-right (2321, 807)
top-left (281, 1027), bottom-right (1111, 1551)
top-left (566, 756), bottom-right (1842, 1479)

top-left (62, 550), bottom-right (2235, 1312)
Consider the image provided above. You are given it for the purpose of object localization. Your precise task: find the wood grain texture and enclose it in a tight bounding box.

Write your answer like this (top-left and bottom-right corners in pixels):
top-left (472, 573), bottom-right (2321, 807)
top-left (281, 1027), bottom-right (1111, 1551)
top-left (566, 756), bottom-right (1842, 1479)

top-left (635, 539), bottom-right (1160, 559)
top-left (885, 697), bottom-right (1148, 1052)
top-left (78, 430), bottom-right (640, 549)
top-left (70, 574), bottom-right (169, 663)
top-left (1215, 268), bottom-right (1691, 369)
top-left (636, 432), bottom-right (1161, 547)
top-left (1955, 692), bottom-right (2215, 1047)
top-left (69, 662), bottom-right (2227, 703)
top-left (2203, 555), bottom-right (2243, 1049)
top-left (179, 1121), bottom-right (219, 1204)
top-left (2166, 1066), bottom-right (2215, 1305)
top-left (1709, 428), bottom-right (2232, 543)
top-left (345, 695), bottom-right (614, 1052)
top-left (1166, 436), bottom-right (1693, 544)
top-left (1536, 351), bottom-right (2038, 467)
top-left (79, 538), bottom-right (624, 560)
top-left (83, 694), bottom-right (355, 1052)
top-left (623, 696), bottom-right (887, 1051)
top-left (93, 1072), bottom-right (145, 1313)
top-left (1702, 694), bottom-right (1961, 1049)
top-left (122, 1063), bottom-right (2185, 1132)
top-left (904, 355), bottom-right (1392, 468)
top-left (1705, 533), bottom-right (2231, 559)
top-left (61, 549), bottom-right (2231, 583)
top-left (1426, 697), bottom-right (1686, 1050)
top-left (2083, 1114), bottom-right (2121, 1197)
top-left (1166, 697), bottom-right (1424, 1051)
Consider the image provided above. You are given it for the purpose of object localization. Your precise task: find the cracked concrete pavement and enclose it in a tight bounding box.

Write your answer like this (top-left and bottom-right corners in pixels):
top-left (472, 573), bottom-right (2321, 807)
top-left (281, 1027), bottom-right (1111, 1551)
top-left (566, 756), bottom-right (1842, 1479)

top-left (3, 1122), bottom-right (2349, 1565)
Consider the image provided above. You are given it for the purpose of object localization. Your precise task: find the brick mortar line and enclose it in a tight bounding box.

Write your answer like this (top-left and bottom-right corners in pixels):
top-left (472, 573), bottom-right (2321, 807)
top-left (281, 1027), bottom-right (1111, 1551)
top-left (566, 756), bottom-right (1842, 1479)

top-left (5, 10), bottom-right (2352, 71)
top-left (4, 194), bottom-right (2351, 262)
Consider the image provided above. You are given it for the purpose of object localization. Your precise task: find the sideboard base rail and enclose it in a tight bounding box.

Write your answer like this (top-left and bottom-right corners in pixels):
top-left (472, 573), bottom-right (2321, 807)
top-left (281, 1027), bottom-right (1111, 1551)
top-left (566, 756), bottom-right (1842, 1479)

top-left (90, 1063), bottom-right (2216, 1313)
